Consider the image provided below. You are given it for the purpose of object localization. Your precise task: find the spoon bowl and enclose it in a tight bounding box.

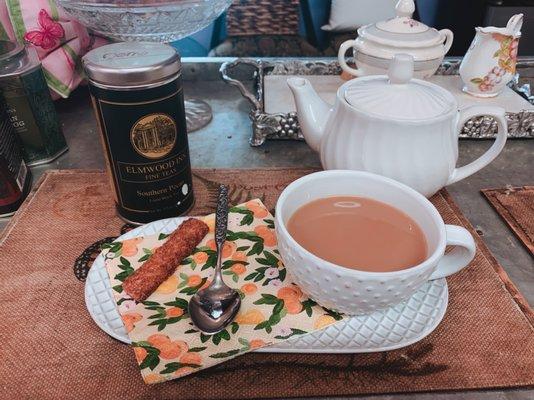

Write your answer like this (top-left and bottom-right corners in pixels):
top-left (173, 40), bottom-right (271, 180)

top-left (188, 286), bottom-right (241, 334)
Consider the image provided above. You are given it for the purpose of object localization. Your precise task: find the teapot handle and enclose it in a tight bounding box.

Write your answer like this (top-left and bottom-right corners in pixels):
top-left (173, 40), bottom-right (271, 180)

top-left (447, 106), bottom-right (507, 185)
top-left (338, 39), bottom-right (363, 77)
top-left (439, 29), bottom-right (454, 54)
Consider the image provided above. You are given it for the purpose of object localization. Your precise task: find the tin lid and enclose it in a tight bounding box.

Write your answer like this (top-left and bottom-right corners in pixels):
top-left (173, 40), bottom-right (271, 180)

top-left (82, 42), bottom-right (181, 87)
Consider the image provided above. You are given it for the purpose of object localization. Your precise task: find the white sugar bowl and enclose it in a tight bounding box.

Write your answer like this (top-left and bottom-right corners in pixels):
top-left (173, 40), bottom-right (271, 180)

top-left (338, 0), bottom-right (453, 79)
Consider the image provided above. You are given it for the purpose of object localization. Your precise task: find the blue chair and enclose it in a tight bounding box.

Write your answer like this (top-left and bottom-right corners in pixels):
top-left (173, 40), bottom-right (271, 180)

top-left (170, 14), bottom-right (226, 57)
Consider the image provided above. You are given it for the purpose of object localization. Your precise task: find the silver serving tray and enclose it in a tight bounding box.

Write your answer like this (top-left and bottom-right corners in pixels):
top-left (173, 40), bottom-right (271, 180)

top-left (220, 57), bottom-right (534, 146)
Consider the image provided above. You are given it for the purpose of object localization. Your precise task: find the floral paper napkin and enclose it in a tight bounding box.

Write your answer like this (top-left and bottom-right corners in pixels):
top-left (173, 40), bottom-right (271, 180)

top-left (104, 199), bottom-right (345, 384)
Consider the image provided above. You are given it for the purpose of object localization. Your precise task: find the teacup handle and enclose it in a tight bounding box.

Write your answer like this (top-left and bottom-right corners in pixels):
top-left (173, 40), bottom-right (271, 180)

top-left (447, 106), bottom-right (507, 185)
top-left (429, 225), bottom-right (476, 280)
top-left (338, 39), bottom-right (362, 77)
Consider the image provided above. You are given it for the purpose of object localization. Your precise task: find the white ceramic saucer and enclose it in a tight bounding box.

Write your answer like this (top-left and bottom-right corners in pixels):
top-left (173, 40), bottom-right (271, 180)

top-left (85, 217), bottom-right (448, 353)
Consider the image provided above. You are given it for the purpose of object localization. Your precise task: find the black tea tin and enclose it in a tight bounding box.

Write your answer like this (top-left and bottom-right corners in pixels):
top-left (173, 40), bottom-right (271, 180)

top-left (83, 42), bottom-right (194, 224)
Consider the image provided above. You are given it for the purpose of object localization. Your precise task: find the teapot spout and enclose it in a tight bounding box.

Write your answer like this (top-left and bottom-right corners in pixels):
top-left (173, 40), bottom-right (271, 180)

top-left (287, 77), bottom-right (332, 152)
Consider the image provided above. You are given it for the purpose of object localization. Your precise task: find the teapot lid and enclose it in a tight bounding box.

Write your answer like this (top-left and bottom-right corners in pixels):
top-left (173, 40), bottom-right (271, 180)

top-left (343, 54), bottom-right (455, 120)
top-left (358, 0), bottom-right (444, 48)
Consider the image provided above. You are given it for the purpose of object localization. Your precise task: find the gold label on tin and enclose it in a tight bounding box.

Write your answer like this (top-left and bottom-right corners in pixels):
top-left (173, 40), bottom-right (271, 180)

top-left (130, 113), bottom-right (177, 159)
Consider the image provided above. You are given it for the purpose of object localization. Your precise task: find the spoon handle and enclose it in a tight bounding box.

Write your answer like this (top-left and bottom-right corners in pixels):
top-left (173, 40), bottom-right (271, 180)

top-left (214, 185), bottom-right (229, 249)
top-left (213, 185), bottom-right (228, 285)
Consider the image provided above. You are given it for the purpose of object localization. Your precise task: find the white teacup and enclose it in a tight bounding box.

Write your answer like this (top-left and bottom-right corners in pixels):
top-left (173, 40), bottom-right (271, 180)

top-left (275, 170), bottom-right (476, 315)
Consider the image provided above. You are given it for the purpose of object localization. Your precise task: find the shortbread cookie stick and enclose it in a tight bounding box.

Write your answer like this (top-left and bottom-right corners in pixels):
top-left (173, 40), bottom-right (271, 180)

top-left (123, 218), bottom-right (209, 302)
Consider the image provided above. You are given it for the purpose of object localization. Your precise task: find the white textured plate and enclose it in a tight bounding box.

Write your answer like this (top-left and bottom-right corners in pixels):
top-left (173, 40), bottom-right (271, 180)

top-left (85, 217), bottom-right (448, 353)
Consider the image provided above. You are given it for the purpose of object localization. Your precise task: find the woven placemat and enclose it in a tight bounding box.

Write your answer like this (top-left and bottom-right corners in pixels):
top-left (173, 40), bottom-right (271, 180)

top-left (0, 169), bottom-right (533, 399)
top-left (482, 186), bottom-right (534, 256)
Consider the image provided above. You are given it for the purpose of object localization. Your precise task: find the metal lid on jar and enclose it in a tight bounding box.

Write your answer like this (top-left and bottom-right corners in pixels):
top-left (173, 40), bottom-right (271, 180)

top-left (343, 54), bottom-right (455, 120)
top-left (82, 42), bottom-right (181, 88)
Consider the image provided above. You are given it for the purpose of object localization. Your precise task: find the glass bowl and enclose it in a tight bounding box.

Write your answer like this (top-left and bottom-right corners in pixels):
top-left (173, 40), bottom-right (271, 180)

top-left (58, 0), bottom-right (233, 42)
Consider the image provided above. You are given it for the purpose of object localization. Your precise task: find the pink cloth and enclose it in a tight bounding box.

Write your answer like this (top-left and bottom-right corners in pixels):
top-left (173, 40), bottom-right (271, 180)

top-left (0, 0), bottom-right (106, 98)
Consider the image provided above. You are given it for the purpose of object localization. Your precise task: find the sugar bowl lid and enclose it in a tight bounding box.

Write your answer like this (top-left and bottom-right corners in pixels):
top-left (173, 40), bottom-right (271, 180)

top-left (358, 0), bottom-right (448, 50)
top-left (343, 54), bottom-right (455, 121)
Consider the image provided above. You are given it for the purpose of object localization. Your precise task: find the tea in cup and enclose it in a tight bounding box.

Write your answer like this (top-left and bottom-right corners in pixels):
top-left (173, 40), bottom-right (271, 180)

top-left (275, 170), bottom-right (476, 315)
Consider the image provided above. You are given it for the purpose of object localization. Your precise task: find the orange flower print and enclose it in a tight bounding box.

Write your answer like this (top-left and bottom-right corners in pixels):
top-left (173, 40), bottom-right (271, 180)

top-left (241, 283), bottom-right (257, 295)
top-left (133, 347), bottom-right (147, 363)
top-left (187, 274), bottom-right (202, 287)
top-left (231, 263), bottom-right (246, 275)
top-left (122, 312), bottom-right (142, 332)
top-left (193, 251), bottom-right (208, 265)
top-left (249, 339), bottom-right (266, 349)
top-left (173, 366), bottom-right (196, 378)
top-left (166, 307), bottom-right (184, 318)
top-left (147, 333), bottom-right (171, 348)
top-left (235, 309), bottom-right (265, 325)
top-left (314, 314), bottom-right (336, 329)
top-left (159, 343), bottom-right (183, 359)
top-left (206, 239), bottom-right (236, 258)
top-left (155, 275), bottom-right (179, 294)
top-left (179, 352), bottom-right (202, 365)
top-left (277, 285), bottom-right (303, 314)
top-left (202, 215), bottom-right (215, 233)
top-left (277, 285), bottom-right (303, 302)
top-left (144, 373), bottom-right (165, 384)
top-left (121, 237), bottom-right (143, 256)
top-left (245, 200), bottom-right (269, 218)
top-left (206, 238), bottom-right (216, 251)
top-left (254, 225), bottom-right (277, 247)
top-left (232, 251), bottom-right (247, 262)
top-left (159, 340), bottom-right (188, 360)
top-left (284, 298), bottom-right (303, 314)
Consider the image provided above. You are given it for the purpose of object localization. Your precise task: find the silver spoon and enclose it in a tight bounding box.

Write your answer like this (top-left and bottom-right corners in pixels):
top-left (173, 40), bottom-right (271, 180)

top-left (188, 185), bottom-right (241, 334)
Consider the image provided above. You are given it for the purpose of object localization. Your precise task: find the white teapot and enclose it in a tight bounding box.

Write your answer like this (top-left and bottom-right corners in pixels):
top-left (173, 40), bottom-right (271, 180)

top-left (287, 54), bottom-right (508, 198)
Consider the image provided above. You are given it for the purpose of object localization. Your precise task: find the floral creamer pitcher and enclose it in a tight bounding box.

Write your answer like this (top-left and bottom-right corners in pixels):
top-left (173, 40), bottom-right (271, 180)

top-left (460, 14), bottom-right (522, 97)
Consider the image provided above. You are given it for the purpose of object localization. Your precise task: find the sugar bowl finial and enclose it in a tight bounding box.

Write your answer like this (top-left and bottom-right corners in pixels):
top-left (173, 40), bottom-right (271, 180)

top-left (396, 0), bottom-right (415, 18)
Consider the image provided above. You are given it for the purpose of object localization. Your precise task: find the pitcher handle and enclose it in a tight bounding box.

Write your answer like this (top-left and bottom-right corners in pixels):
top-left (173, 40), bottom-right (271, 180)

top-left (429, 225), bottom-right (476, 280)
top-left (447, 106), bottom-right (507, 185)
top-left (506, 14), bottom-right (523, 36)
top-left (338, 40), bottom-right (362, 77)
top-left (439, 29), bottom-right (454, 54)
